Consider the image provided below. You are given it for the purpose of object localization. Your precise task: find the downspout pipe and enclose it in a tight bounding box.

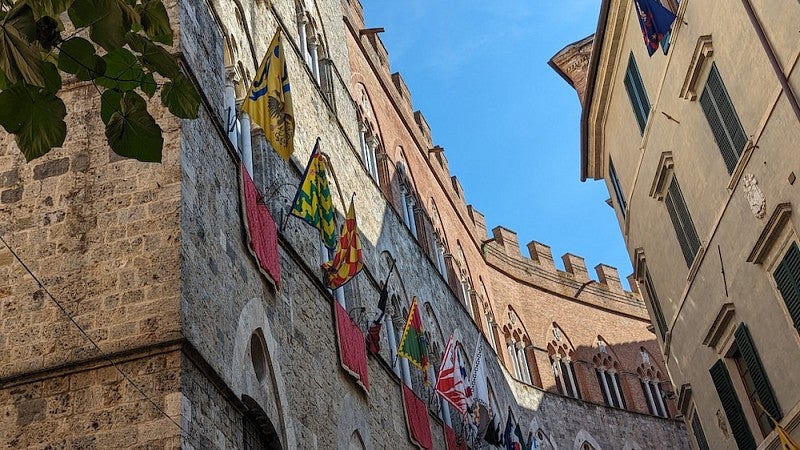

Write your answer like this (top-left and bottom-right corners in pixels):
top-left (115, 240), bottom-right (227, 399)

top-left (741, 0), bottom-right (800, 121)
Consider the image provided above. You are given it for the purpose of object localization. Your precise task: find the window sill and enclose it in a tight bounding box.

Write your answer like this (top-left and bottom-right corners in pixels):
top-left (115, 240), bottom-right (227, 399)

top-left (687, 245), bottom-right (706, 283)
top-left (727, 139), bottom-right (755, 191)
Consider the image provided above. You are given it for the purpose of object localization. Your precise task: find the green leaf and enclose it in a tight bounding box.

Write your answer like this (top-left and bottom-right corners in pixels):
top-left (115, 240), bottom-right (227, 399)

top-left (0, 81), bottom-right (67, 161)
top-left (70, 0), bottom-right (137, 51)
top-left (100, 88), bottom-right (121, 124)
top-left (140, 71), bottom-right (155, 97)
top-left (96, 47), bottom-right (142, 91)
top-left (27, 0), bottom-right (75, 20)
top-left (105, 91), bottom-right (163, 162)
top-left (42, 61), bottom-right (61, 93)
top-left (161, 73), bottom-right (199, 119)
top-left (58, 36), bottom-right (105, 80)
top-left (135, 0), bottom-right (171, 46)
top-left (125, 32), bottom-right (178, 78)
top-left (0, 3), bottom-right (45, 86)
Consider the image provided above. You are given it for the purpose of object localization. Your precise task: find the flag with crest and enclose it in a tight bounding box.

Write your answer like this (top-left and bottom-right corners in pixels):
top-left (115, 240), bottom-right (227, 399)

top-left (398, 297), bottom-right (430, 381)
top-left (290, 140), bottom-right (336, 249)
top-left (241, 29), bottom-right (295, 159)
top-left (633, 0), bottom-right (676, 56)
top-left (321, 199), bottom-right (363, 289)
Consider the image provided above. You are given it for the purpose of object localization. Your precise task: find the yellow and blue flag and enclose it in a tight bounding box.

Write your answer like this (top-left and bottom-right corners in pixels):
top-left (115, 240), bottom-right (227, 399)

top-left (242, 30), bottom-right (295, 160)
top-left (290, 140), bottom-right (336, 249)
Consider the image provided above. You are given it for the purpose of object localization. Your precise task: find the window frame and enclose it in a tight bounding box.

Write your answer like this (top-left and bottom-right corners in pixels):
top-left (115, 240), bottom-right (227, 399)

top-left (623, 52), bottom-right (651, 135)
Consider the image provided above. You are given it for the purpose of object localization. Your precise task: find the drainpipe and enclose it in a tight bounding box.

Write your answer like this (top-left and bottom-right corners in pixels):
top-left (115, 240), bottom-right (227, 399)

top-left (741, 0), bottom-right (800, 121)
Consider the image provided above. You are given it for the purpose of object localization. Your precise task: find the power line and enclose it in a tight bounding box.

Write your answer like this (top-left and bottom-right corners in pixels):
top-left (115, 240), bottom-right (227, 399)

top-left (0, 232), bottom-right (201, 448)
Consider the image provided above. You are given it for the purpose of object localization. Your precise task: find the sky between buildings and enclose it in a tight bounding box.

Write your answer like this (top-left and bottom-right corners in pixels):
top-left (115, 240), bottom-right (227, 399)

top-left (359, 1), bottom-right (635, 287)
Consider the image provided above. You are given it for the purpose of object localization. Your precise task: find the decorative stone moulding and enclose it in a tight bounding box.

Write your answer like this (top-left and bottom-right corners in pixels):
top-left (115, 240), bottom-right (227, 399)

top-left (747, 202), bottom-right (792, 263)
top-left (649, 152), bottom-right (674, 200)
top-left (680, 35), bottom-right (713, 101)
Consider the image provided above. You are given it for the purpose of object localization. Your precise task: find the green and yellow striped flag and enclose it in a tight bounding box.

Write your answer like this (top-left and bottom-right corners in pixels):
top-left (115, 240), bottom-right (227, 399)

top-left (398, 297), bottom-right (430, 382)
top-left (291, 140), bottom-right (336, 249)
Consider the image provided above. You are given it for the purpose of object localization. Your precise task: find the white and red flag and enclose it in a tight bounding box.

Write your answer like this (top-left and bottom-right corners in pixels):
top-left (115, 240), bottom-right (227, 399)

top-left (435, 336), bottom-right (469, 417)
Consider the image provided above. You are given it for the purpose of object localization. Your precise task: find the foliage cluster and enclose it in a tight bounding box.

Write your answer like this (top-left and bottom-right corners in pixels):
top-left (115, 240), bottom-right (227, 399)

top-left (0, 0), bottom-right (200, 162)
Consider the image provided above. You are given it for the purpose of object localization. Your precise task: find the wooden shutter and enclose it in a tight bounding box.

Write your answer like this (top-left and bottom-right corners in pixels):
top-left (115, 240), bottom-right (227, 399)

top-left (700, 64), bottom-right (747, 174)
top-left (773, 242), bottom-right (800, 330)
top-left (644, 269), bottom-right (668, 338)
top-left (665, 178), bottom-right (700, 266)
top-left (624, 53), bottom-right (650, 134)
top-left (691, 410), bottom-right (710, 450)
top-left (710, 360), bottom-right (756, 450)
top-left (734, 324), bottom-right (782, 424)
top-left (609, 158), bottom-right (627, 217)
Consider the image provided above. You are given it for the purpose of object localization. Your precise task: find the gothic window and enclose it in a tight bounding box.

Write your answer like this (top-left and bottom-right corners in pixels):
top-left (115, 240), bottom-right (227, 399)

top-left (396, 161), bottom-right (418, 238)
top-left (548, 324), bottom-right (580, 399)
top-left (638, 349), bottom-right (670, 418)
top-left (689, 406), bottom-right (710, 450)
top-left (295, 2), bottom-right (326, 84)
top-left (700, 63), bottom-right (747, 174)
top-left (593, 338), bottom-right (626, 409)
top-left (354, 87), bottom-right (380, 181)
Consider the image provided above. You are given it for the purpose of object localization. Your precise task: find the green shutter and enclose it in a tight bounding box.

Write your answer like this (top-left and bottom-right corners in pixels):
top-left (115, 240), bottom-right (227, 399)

top-left (773, 242), bottom-right (800, 330)
top-left (734, 324), bottom-right (781, 424)
top-left (624, 53), bottom-right (650, 134)
top-left (710, 360), bottom-right (755, 450)
top-left (644, 269), bottom-right (668, 338)
top-left (700, 64), bottom-right (747, 174)
top-left (665, 177), bottom-right (700, 266)
top-left (691, 411), bottom-right (710, 450)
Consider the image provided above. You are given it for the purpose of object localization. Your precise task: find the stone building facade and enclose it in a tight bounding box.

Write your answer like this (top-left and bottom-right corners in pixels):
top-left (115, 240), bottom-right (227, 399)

top-left (1, 0), bottom-right (688, 449)
top-left (561, 0), bottom-right (800, 448)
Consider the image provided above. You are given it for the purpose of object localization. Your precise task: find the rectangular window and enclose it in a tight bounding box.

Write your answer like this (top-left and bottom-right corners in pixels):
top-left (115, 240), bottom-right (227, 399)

top-left (664, 177), bottom-right (701, 266)
top-left (642, 267), bottom-right (668, 339)
top-left (609, 158), bottom-right (627, 217)
top-left (700, 63), bottom-right (747, 174)
top-left (690, 408), bottom-right (710, 450)
top-left (624, 53), bottom-right (651, 134)
top-left (772, 242), bottom-right (800, 331)
top-left (710, 360), bottom-right (756, 450)
top-left (733, 324), bottom-right (781, 436)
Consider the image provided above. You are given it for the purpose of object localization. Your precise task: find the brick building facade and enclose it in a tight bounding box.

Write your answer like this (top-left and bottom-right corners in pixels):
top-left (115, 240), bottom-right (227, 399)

top-left (1, 0), bottom-right (688, 448)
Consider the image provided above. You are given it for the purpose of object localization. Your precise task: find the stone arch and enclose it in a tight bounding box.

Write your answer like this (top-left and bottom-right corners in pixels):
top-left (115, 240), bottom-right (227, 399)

top-left (241, 394), bottom-right (283, 449)
top-left (528, 417), bottom-right (559, 450)
top-left (335, 392), bottom-right (373, 450)
top-left (573, 429), bottom-right (602, 450)
top-left (232, 298), bottom-right (296, 449)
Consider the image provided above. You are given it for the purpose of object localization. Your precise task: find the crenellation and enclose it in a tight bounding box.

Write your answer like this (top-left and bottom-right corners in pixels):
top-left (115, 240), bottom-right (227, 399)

top-left (595, 263), bottom-right (623, 292)
top-left (491, 226), bottom-right (521, 258)
top-left (627, 274), bottom-right (640, 294)
top-left (467, 205), bottom-right (488, 240)
top-left (413, 111), bottom-right (432, 147)
top-left (450, 175), bottom-right (464, 199)
top-left (527, 240), bottom-right (556, 271)
top-left (561, 253), bottom-right (590, 283)
top-left (390, 72), bottom-right (412, 110)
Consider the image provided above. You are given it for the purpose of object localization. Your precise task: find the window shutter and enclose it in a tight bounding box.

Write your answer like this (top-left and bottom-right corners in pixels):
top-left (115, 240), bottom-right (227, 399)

top-left (701, 64), bottom-right (747, 174)
top-left (691, 411), bottom-right (710, 450)
top-left (710, 360), bottom-right (756, 450)
top-left (609, 158), bottom-right (627, 217)
top-left (644, 270), bottom-right (668, 338)
top-left (773, 242), bottom-right (800, 330)
top-left (734, 324), bottom-right (782, 424)
top-left (665, 178), bottom-right (700, 266)
top-left (624, 54), bottom-right (650, 134)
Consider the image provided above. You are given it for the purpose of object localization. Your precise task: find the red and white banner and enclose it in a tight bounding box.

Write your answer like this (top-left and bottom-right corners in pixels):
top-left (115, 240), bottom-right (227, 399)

top-left (435, 336), bottom-right (469, 417)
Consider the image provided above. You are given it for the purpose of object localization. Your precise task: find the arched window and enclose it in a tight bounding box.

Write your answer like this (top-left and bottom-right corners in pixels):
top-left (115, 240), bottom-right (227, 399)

top-left (502, 309), bottom-right (536, 385)
top-left (638, 348), bottom-right (670, 417)
top-left (242, 396), bottom-right (283, 449)
top-left (396, 161), bottom-right (418, 237)
top-left (355, 89), bottom-right (380, 181)
top-left (548, 323), bottom-right (580, 399)
top-left (479, 278), bottom-right (498, 352)
top-left (295, 1), bottom-right (325, 83)
top-left (593, 337), bottom-right (626, 409)
top-left (455, 244), bottom-right (474, 317)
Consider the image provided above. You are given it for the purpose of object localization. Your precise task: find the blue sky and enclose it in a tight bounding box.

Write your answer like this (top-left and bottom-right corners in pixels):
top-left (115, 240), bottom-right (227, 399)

top-left (359, 1), bottom-right (634, 285)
